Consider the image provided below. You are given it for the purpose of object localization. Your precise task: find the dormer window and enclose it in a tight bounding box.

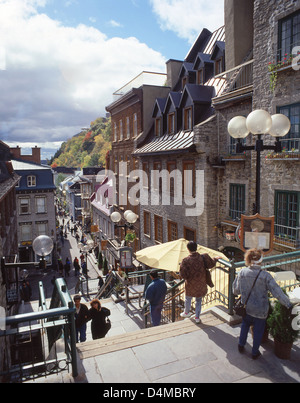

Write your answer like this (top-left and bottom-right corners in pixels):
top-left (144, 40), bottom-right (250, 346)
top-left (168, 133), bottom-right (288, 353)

top-left (27, 175), bottom-right (36, 187)
top-left (215, 58), bottom-right (224, 75)
top-left (155, 118), bottom-right (161, 137)
top-left (197, 69), bottom-right (204, 85)
top-left (184, 107), bottom-right (192, 131)
top-left (168, 113), bottom-right (175, 134)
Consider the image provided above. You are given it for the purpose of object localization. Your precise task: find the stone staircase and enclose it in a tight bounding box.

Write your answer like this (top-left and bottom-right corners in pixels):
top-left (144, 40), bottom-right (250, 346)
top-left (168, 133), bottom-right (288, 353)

top-left (77, 312), bottom-right (224, 361)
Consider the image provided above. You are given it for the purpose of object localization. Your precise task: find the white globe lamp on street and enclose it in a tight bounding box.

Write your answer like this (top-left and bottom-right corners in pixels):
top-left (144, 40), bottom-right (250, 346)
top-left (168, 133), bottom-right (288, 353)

top-left (269, 114), bottom-right (291, 138)
top-left (227, 116), bottom-right (249, 139)
top-left (228, 110), bottom-right (291, 214)
top-left (32, 235), bottom-right (54, 258)
top-left (246, 109), bottom-right (273, 135)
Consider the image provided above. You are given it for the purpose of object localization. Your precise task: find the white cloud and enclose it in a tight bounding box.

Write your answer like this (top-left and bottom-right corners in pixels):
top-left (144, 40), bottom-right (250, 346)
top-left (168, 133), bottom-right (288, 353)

top-left (150, 0), bottom-right (224, 43)
top-left (0, 0), bottom-right (166, 154)
top-left (108, 20), bottom-right (123, 28)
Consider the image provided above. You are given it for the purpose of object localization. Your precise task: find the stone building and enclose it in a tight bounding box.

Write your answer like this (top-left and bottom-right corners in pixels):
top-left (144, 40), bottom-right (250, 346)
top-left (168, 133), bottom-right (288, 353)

top-left (134, 27), bottom-right (226, 250)
top-left (105, 71), bottom-right (169, 252)
top-left (133, 0), bottom-right (300, 259)
top-left (196, 0), bottom-right (300, 256)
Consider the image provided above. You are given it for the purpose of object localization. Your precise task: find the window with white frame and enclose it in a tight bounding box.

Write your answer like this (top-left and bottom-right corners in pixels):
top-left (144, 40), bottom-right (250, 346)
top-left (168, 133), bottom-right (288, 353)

top-left (35, 196), bottom-right (47, 214)
top-left (126, 116), bottom-right (130, 139)
top-left (27, 175), bottom-right (36, 187)
top-left (20, 223), bottom-right (32, 242)
top-left (36, 221), bottom-right (48, 236)
top-left (119, 120), bottom-right (123, 141)
top-left (133, 113), bottom-right (138, 137)
top-left (19, 197), bottom-right (30, 215)
top-left (114, 122), bottom-right (117, 142)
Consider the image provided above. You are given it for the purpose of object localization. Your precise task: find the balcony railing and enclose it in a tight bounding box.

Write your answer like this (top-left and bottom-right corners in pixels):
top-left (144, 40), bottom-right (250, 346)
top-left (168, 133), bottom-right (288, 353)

top-left (274, 224), bottom-right (300, 249)
top-left (212, 59), bottom-right (254, 102)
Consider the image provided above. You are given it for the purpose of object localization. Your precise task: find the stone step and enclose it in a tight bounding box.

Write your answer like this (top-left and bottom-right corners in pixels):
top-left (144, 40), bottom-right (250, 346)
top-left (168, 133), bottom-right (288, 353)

top-left (77, 312), bottom-right (224, 360)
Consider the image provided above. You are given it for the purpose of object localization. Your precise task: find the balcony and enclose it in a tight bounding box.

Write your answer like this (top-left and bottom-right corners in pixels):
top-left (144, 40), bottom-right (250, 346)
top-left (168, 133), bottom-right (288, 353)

top-left (274, 224), bottom-right (300, 250)
top-left (212, 59), bottom-right (253, 106)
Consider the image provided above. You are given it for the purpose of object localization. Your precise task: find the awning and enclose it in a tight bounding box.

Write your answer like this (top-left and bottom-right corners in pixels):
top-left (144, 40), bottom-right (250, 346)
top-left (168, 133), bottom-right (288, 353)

top-left (133, 130), bottom-right (195, 156)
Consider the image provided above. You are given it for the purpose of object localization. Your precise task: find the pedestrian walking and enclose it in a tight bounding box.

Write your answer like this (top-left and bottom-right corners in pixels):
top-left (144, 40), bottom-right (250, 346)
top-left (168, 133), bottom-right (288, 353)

top-left (145, 271), bottom-right (167, 326)
top-left (73, 257), bottom-right (81, 276)
top-left (179, 241), bottom-right (219, 323)
top-left (89, 299), bottom-right (111, 340)
top-left (75, 233), bottom-right (80, 243)
top-left (58, 258), bottom-right (64, 276)
top-left (233, 248), bottom-right (293, 359)
top-left (81, 260), bottom-right (87, 276)
top-left (73, 295), bottom-right (89, 343)
top-left (20, 280), bottom-right (32, 302)
top-left (64, 257), bottom-right (71, 277)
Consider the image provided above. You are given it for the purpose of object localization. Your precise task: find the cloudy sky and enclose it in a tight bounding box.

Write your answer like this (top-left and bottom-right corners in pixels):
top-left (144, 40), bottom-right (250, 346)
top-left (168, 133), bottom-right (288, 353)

top-left (0, 0), bottom-right (224, 159)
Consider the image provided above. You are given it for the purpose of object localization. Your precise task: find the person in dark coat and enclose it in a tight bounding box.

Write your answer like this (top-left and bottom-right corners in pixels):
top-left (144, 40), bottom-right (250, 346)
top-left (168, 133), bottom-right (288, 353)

top-left (179, 241), bottom-right (219, 323)
top-left (73, 295), bottom-right (89, 343)
top-left (145, 271), bottom-right (167, 326)
top-left (89, 299), bottom-right (111, 340)
top-left (20, 280), bottom-right (32, 302)
top-left (73, 257), bottom-right (81, 276)
top-left (64, 257), bottom-right (71, 277)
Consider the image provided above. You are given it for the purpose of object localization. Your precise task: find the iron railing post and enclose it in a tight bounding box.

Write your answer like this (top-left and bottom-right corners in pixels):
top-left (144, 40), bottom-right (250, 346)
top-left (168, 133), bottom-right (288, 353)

top-left (228, 260), bottom-right (236, 316)
top-left (68, 309), bottom-right (78, 378)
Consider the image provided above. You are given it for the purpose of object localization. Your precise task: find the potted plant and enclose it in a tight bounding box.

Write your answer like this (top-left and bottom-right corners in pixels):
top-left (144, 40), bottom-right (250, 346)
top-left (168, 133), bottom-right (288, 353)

top-left (125, 231), bottom-right (136, 244)
top-left (267, 293), bottom-right (299, 359)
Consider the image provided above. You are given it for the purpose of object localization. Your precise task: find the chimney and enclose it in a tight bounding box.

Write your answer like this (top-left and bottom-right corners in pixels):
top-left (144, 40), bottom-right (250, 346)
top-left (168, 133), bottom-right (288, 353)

top-left (10, 146), bottom-right (21, 160)
top-left (31, 146), bottom-right (41, 164)
top-left (9, 145), bottom-right (41, 164)
top-left (166, 59), bottom-right (182, 90)
top-left (224, 0), bottom-right (254, 70)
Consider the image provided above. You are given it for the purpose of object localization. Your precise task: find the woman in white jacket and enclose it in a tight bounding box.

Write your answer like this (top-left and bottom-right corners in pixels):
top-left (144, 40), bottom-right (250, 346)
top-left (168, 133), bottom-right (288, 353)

top-left (233, 248), bottom-right (292, 359)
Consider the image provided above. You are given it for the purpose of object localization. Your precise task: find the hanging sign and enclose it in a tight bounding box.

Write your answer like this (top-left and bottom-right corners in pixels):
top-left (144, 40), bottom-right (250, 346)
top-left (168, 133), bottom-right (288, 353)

top-left (240, 214), bottom-right (275, 254)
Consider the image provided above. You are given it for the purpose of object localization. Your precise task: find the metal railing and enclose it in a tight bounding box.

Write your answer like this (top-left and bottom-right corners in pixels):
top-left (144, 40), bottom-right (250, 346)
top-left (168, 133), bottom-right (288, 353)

top-left (0, 278), bottom-right (77, 383)
top-left (214, 59), bottom-right (253, 95)
top-left (141, 250), bottom-right (300, 327)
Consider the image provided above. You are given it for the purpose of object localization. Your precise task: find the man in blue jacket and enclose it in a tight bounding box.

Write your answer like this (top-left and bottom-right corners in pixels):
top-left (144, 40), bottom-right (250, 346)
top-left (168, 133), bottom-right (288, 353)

top-left (145, 271), bottom-right (168, 326)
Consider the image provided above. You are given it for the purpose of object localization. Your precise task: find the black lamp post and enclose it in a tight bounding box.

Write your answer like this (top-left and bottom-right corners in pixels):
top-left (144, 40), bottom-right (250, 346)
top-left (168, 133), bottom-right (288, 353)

top-left (228, 110), bottom-right (291, 214)
top-left (110, 210), bottom-right (138, 245)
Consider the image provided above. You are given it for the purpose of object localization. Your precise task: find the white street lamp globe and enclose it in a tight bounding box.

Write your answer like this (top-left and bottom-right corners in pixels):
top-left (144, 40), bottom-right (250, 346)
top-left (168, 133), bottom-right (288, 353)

top-left (77, 242), bottom-right (84, 250)
top-left (86, 239), bottom-right (94, 249)
top-left (32, 235), bottom-right (54, 257)
top-left (124, 210), bottom-right (133, 221)
top-left (228, 116), bottom-right (249, 139)
top-left (110, 212), bottom-right (122, 223)
top-left (126, 212), bottom-right (138, 224)
top-left (269, 114), bottom-right (291, 137)
top-left (82, 245), bottom-right (91, 253)
top-left (246, 110), bottom-right (273, 135)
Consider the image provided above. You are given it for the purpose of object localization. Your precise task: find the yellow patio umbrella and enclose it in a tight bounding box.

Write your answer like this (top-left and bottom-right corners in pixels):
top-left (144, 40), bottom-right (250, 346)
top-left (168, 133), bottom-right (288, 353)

top-left (136, 238), bottom-right (228, 272)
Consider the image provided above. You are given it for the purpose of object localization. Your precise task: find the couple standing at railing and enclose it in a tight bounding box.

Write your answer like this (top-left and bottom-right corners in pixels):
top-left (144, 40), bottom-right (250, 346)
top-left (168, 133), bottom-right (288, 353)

top-left (73, 295), bottom-right (111, 343)
top-left (146, 241), bottom-right (294, 361)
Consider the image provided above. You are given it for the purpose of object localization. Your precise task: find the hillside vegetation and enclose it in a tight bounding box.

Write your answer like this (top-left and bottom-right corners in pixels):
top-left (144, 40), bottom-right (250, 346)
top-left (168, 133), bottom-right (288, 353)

top-left (50, 117), bottom-right (111, 168)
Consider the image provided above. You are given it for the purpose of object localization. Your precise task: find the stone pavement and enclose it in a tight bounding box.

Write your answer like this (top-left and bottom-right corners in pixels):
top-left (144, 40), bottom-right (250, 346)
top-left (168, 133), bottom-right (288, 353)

top-left (28, 300), bottom-right (300, 384)
top-left (74, 310), bottom-right (300, 384)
